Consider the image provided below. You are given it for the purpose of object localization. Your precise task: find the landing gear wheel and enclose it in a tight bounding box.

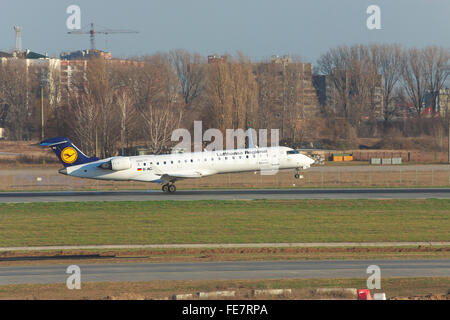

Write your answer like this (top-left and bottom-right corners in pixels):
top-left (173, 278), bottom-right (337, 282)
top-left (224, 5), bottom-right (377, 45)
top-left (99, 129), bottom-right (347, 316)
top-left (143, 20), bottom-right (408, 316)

top-left (294, 168), bottom-right (304, 179)
top-left (168, 184), bottom-right (176, 193)
top-left (162, 184), bottom-right (169, 193)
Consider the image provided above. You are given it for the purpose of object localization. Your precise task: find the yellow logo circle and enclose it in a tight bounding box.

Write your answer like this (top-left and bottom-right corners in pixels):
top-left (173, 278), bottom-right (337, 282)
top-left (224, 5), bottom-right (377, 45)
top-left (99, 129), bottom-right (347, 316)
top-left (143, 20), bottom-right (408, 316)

top-left (61, 147), bottom-right (78, 164)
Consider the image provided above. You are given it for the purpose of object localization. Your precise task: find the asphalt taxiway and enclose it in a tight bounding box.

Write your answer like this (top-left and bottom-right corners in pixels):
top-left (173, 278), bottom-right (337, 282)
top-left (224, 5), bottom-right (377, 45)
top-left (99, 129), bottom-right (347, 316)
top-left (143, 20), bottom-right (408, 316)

top-left (0, 259), bottom-right (449, 285)
top-left (1, 188), bottom-right (450, 202)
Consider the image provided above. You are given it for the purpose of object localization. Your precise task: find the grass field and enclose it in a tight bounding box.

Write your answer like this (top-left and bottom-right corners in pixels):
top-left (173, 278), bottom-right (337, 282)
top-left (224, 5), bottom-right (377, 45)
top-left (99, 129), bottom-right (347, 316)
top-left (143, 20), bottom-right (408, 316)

top-left (0, 199), bottom-right (449, 247)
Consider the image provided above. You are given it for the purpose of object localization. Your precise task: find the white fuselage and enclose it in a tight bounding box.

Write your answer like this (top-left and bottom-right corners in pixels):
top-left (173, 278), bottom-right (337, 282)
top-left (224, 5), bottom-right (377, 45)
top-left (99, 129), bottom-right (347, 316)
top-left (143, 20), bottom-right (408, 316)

top-left (62, 146), bottom-right (314, 183)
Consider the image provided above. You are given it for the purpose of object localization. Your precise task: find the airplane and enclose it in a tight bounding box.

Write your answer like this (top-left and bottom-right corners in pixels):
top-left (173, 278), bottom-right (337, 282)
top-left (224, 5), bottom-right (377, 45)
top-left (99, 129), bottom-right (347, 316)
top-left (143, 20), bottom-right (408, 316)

top-left (40, 136), bottom-right (315, 193)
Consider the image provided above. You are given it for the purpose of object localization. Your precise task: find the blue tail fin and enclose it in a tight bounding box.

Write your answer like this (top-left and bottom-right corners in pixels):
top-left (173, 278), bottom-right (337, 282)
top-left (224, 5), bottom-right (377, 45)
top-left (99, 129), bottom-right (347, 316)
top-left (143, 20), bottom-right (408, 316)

top-left (40, 137), bottom-right (100, 167)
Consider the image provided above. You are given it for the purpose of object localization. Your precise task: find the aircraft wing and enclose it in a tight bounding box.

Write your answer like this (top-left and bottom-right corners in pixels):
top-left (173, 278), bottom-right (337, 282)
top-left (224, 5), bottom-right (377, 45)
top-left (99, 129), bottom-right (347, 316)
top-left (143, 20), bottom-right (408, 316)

top-left (155, 169), bottom-right (217, 182)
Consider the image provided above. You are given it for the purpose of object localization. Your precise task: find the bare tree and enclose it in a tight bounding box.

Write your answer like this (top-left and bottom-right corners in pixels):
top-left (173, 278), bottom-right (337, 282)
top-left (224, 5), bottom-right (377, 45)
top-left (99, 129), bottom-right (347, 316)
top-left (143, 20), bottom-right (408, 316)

top-left (255, 56), bottom-right (313, 143)
top-left (317, 46), bottom-right (353, 121)
top-left (400, 48), bottom-right (427, 117)
top-left (204, 55), bottom-right (234, 132)
top-left (69, 85), bottom-right (99, 156)
top-left (114, 88), bottom-right (136, 155)
top-left (370, 44), bottom-right (403, 122)
top-left (0, 63), bottom-right (9, 129)
top-left (422, 46), bottom-right (450, 113)
top-left (230, 52), bottom-right (258, 130)
top-left (132, 54), bottom-right (184, 153)
top-left (204, 53), bottom-right (258, 137)
top-left (108, 62), bottom-right (142, 153)
top-left (255, 61), bottom-right (278, 129)
top-left (0, 60), bottom-right (36, 140)
top-left (317, 45), bottom-right (376, 127)
top-left (67, 58), bottom-right (121, 157)
top-left (169, 49), bottom-right (206, 107)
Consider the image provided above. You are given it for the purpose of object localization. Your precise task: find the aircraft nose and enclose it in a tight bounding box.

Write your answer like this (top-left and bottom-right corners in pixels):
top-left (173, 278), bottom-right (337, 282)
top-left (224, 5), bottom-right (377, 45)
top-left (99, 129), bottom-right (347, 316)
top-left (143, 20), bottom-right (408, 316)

top-left (58, 168), bottom-right (68, 175)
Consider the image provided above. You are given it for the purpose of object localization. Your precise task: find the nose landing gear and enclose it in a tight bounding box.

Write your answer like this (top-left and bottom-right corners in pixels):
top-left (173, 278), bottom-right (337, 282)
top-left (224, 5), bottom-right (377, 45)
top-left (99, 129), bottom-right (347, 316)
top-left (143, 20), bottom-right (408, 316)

top-left (162, 183), bottom-right (176, 193)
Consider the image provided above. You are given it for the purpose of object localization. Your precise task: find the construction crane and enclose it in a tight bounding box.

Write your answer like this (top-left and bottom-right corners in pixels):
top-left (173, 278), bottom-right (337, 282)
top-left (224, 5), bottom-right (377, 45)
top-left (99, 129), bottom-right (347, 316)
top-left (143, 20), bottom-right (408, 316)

top-left (67, 22), bottom-right (138, 50)
top-left (14, 26), bottom-right (22, 52)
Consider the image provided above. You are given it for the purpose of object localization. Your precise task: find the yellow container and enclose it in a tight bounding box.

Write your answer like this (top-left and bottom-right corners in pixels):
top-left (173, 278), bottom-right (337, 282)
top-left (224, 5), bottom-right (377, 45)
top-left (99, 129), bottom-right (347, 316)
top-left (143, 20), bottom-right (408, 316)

top-left (333, 155), bottom-right (343, 162)
top-left (343, 155), bottom-right (353, 161)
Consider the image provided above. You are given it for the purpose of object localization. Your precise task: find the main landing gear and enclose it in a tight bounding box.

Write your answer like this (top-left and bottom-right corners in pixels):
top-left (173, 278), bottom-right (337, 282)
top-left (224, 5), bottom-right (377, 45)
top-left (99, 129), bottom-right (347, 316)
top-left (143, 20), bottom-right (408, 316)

top-left (294, 169), bottom-right (304, 179)
top-left (162, 183), bottom-right (176, 193)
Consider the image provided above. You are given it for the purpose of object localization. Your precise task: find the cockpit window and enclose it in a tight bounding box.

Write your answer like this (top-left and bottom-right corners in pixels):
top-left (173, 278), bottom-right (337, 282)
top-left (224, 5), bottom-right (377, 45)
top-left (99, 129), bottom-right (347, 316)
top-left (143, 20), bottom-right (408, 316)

top-left (287, 150), bottom-right (300, 155)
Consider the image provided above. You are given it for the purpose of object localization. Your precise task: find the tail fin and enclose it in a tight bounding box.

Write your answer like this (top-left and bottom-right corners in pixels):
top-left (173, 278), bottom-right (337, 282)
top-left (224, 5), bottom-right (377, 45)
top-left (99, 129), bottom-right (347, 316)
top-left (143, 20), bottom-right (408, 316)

top-left (40, 137), bottom-right (99, 167)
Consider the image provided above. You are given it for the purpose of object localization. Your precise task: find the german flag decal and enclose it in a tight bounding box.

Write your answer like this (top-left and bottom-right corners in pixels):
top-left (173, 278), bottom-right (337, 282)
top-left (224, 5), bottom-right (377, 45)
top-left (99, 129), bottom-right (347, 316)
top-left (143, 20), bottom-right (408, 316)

top-left (137, 168), bottom-right (142, 171)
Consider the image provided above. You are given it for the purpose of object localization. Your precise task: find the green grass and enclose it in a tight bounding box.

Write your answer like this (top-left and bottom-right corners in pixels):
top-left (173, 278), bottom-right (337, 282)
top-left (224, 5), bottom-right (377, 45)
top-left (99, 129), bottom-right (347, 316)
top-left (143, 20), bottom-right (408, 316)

top-left (0, 199), bottom-right (449, 247)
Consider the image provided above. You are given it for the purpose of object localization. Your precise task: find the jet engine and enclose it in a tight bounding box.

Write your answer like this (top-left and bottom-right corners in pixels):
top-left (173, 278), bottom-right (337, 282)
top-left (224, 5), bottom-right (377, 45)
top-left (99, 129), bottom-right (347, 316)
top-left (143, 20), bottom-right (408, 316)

top-left (100, 157), bottom-right (132, 171)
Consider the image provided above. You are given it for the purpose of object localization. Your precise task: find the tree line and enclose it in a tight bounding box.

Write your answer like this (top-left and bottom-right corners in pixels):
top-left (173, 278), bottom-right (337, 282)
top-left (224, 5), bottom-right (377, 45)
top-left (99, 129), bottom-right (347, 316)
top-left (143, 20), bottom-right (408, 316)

top-left (317, 44), bottom-right (449, 145)
top-left (0, 44), bottom-right (449, 156)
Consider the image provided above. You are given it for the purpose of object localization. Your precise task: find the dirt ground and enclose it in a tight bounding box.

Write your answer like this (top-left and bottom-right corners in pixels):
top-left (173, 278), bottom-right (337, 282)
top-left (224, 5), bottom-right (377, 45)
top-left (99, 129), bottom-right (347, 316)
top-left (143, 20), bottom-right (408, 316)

top-left (0, 277), bottom-right (448, 300)
top-left (390, 293), bottom-right (450, 300)
top-left (1, 246), bottom-right (449, 267)
top-left (1, 164), bottom-right (450, 191)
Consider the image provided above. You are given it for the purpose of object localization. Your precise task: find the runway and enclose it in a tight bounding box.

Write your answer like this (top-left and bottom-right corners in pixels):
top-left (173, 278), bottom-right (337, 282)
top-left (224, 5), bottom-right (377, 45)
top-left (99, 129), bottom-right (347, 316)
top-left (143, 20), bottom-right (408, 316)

top-left (0, 259), bottom-right (449, 285)
top-left (1, 188), bottom-right (450, 202)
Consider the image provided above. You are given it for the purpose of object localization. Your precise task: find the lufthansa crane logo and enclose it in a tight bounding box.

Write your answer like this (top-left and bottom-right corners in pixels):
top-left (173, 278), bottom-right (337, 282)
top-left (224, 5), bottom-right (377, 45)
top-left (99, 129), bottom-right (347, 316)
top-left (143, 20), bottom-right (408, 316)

top-left (61, 147), bottom-right (78, 164)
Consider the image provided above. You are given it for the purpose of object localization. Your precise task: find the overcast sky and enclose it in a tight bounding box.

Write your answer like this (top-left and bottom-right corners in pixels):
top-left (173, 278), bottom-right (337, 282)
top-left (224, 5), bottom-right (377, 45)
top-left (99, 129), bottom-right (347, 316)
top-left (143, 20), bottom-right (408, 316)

top-left (1, 0), bottom-right (449, 63)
